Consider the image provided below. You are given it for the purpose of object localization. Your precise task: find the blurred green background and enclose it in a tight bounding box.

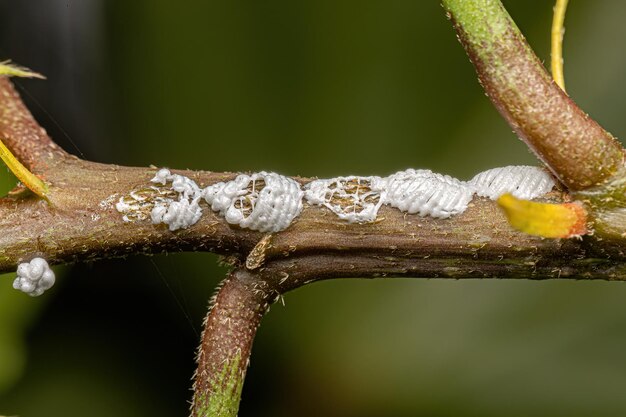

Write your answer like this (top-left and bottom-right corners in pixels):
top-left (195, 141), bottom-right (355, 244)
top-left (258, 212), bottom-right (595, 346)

top-left (0, 0), bottom-right (626, 416)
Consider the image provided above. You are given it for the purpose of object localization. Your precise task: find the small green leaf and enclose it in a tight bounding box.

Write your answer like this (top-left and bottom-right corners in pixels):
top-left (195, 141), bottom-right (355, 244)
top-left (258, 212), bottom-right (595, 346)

top-left (0, 60), bottom-right (44, 79)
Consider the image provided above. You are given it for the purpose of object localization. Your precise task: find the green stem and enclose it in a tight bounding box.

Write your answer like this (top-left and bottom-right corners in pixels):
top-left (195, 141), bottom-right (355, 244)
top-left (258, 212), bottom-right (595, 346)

top-left (551, 0), bottom-right (569, 91)
top-left (441, 0), bottom-right (625, 191)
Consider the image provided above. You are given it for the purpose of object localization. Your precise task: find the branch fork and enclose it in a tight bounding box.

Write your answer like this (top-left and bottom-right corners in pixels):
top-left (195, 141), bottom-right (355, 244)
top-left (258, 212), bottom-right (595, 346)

top-left (2, 1), bottom-right (626, 416)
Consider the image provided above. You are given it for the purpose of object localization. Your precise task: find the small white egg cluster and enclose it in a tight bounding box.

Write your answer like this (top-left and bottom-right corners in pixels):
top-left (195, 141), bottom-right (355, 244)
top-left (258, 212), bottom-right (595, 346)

top-left (468, 165), bottom-right (555, 200)
top-left (384, 169), bottom-right (474, 218)
top-left (150, 168), bottom-right (202, 231)
top-left (304, 176), bottom-right (387, 223)
top-left (13, 258), bottom-right (55, 297)
top-left (150, 198), bottom-right (203, 231)
top-left (150, 168), bottom-right (203, 231)
top-left (204, 172), bottom-right (304, 233)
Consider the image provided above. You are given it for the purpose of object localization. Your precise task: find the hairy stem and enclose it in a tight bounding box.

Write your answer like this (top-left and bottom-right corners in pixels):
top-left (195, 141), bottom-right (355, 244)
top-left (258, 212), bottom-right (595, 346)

top-left (0, 78), bottom-right (66, 171)
top-left (441, 0), bottom-right (625, 190)
top-left (192, 269), bottom-right (273, 417)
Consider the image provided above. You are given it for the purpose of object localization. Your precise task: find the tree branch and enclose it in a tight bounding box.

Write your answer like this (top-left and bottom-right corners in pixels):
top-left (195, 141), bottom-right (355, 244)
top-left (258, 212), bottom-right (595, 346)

top-left (2, 3), bottom-right (626, 414)
top-left (0, 76), bottom-right (618, 276)
top-left (192, 269), bottom-right (272, 417)
top-left (0, 78), bottom-right (66, 172)
top-left (442, 0), bottom-right (625, 190)
top-left (1, 76), bottom-right (621, 417)
top-left (0, 156), bottom-right (623, 279)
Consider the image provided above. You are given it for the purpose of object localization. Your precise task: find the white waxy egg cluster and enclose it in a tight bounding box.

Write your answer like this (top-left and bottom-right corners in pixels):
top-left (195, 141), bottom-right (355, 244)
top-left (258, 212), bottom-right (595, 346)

top-left (13, 258), bottom-right (56, 297)
top-left (204, 172), bottom-right (304, 233)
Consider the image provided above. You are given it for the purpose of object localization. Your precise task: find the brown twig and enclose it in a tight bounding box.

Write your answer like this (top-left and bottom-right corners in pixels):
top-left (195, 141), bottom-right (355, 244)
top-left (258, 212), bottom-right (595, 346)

top-left (443, 0), bottom-right (626, 190)
top-left (0, 78), bottom-right (65, 172)
top-left (192, 269), bottom-right (273, 417)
